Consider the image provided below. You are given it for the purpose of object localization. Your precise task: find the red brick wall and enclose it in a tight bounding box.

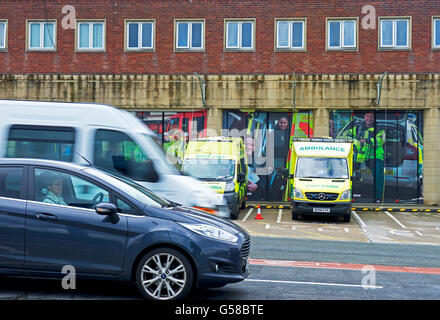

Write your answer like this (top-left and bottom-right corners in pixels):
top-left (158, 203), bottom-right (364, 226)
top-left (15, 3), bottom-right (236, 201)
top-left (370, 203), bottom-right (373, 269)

top-left (0, 0), bottom-right (439, 74)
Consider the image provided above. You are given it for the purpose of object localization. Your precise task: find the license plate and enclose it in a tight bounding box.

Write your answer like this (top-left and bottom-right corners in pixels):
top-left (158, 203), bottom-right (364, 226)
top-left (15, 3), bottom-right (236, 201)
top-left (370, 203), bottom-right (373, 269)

top-left (313, 208), bottom-right (330, 213)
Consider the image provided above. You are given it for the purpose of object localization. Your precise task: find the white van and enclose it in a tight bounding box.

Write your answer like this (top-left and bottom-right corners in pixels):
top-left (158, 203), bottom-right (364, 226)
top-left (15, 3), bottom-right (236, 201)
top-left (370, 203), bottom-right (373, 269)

top-left (0, 100), bottom-right (228, 217)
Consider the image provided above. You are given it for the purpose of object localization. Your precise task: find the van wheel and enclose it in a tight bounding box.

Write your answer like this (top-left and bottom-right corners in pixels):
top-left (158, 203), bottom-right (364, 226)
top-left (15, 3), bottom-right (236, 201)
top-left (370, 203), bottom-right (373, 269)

top-left (343, 214), bottom-right (351, 223)
top-left (135, 248), bottom-right (194, 300)
top-left (230, 201), bottom-right (239, 220)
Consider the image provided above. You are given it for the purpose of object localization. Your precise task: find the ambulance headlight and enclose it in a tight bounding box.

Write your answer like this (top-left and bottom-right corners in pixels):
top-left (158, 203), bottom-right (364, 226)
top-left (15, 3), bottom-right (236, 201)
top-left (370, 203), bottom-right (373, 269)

top-left (225, 181), bottom-right (235, 192)
top-left (293, 188), bottom-right (305, 199)
top-left (339, 189), bottom-right (351, 201)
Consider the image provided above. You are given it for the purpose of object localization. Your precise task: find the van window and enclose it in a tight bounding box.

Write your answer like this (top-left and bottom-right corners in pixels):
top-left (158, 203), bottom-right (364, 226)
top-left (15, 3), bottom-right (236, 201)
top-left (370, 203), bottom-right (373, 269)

top-left (6, 125), bottom-right (75, 162)
top-left (94, 129), bottom-right (159, 182)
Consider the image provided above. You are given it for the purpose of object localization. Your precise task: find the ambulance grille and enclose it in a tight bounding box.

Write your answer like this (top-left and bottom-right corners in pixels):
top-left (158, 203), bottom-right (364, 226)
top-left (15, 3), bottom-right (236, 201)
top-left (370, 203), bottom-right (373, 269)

top-left (305, 192), bottom-right (339, 201)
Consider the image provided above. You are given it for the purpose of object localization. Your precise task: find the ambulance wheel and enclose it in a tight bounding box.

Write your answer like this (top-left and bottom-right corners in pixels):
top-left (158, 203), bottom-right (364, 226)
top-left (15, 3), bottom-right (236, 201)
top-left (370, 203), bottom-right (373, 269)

top-left (230, 201), bottom-right (239, 220)
top-left (343, 213), bottom-right (351, 223)
top-left (292, 211), bottom-right (299, 220)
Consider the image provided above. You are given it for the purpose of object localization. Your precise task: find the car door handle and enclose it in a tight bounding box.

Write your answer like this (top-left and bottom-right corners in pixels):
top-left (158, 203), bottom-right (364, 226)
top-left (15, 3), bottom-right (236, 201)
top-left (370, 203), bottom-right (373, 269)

top-left (35, 213), bottom-right (58, 221)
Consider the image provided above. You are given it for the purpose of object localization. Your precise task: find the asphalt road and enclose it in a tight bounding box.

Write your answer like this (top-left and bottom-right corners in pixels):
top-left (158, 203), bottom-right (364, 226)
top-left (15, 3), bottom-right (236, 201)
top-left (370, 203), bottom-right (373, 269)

top-left (0, 236), bottom-right (438, 300)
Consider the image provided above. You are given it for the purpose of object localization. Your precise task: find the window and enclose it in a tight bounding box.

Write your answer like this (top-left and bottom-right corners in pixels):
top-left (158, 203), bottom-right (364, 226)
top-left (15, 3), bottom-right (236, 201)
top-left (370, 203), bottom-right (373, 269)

top-left (225, 19), bottom-right (255, 51)
top-left (116, 196), bottom-right (141, 216)
top-left (94, 129), bottom-right (158, 182)
top-left (0, 167), bottom-right (23, 200)
top-left (379, 18), bottom-right (410, 49)
top-left (327, 18), bottom-right (357, 50)
top-left (275, 19), bottom-right (305, 50)
top-left (34, 168), bottom-right (110, 209)
top-left (0, 21), bottom-right (7, 50)
top-left (6, 125), bottom-right (75, 162)
top-left (126, 20), bottom-right (154, 51)
top-left (433, 17), bottom-right (440, 49)
top-left (77, 20), bottom-right (105, 51)
top-left (175, 20), bottom-right (204, 51)
top-left (27, 20), bottom-right (56, 51)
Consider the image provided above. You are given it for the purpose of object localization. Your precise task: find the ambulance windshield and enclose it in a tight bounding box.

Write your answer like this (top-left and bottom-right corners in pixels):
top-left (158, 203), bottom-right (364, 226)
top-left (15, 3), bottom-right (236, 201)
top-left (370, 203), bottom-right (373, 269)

top-left (296, 157), bottom-right (349, 179)
top-left (182, 159), bottom-right (236, 180)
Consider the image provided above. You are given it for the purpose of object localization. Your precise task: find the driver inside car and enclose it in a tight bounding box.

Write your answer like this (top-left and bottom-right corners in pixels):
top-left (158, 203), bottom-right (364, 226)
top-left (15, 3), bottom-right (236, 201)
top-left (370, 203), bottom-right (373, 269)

top-left (42, 173), bottom-right (67, 206)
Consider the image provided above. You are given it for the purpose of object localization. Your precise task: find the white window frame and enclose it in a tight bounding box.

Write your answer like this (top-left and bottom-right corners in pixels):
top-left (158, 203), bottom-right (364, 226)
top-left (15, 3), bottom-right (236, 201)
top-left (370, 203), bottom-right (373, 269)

top-left (326, 18), bottom-right (358, 51)
top-left (76, 20), bottom-right (106, 52)
top-left (0, 20), bottom-right (7, 51)
top-left (26, 20), bottom-right (56, 51)
top-left (125, 20), bottom-right (155, 51)
top-left (432, 16), bottom-right (440, 50)
top-left (275, 18), bottom-right (306, 51)
top-left (174, 19), bottom-right (205, 51)
top-left (379, 17), bottom-right (411, 50)
top-left (225, 19), bottom-right (255, 51)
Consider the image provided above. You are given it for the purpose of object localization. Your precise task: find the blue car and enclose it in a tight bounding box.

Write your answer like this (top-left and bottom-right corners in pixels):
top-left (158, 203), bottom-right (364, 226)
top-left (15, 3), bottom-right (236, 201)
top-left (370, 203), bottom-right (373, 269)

top-left (0, 159), bottom-right (250, 300)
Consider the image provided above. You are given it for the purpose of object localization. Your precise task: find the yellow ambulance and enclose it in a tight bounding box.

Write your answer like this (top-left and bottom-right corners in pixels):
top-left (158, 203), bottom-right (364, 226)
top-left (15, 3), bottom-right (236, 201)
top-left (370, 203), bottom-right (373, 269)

top-left (182, 137), bottom-right (248, 219)
top-left (285, 138), bottom-right (354, 222)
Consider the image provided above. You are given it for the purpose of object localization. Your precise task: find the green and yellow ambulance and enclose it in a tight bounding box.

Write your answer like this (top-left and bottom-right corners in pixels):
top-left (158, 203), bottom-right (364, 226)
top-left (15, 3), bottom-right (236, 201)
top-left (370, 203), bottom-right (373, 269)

top-left (285, 138), bottom-right (354, 222)
top-left (182, 137), bottom-right (248, 219)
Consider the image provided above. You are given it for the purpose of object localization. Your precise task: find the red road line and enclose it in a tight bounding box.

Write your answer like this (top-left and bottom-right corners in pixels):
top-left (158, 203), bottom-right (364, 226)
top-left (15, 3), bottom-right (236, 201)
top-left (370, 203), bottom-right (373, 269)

top-left (249, 258), bottom-right (440, 275)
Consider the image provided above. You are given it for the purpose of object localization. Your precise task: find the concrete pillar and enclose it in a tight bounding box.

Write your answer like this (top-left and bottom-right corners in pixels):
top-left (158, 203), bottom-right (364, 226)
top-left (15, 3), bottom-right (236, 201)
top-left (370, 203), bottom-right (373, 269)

top-left (206, 107), bottom-right (222, 137)
top-left (313, 108), bottom-right (329, 137)
top-left (422, 108), bottom-right (440, 205)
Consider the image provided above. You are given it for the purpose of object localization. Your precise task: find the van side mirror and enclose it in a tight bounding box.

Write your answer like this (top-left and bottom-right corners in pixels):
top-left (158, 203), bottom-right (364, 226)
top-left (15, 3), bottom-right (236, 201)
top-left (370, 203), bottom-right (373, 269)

top-left (238, 172), bottom-right (246, 183)
top-left (282, 169), bottom-right (294, 179)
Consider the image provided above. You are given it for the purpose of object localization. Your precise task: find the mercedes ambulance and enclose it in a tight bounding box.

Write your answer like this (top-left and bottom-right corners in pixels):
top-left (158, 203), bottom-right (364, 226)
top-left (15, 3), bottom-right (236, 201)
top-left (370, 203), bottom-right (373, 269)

top-left (182, 137), bottom-right (248, 219)
top-left (285, 138), bottom-right (354, 222)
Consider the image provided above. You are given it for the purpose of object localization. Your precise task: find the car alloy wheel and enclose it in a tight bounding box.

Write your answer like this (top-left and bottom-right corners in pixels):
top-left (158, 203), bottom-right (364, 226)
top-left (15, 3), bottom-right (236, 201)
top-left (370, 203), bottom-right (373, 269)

top-left (136, 248), bottom-right (193, 300)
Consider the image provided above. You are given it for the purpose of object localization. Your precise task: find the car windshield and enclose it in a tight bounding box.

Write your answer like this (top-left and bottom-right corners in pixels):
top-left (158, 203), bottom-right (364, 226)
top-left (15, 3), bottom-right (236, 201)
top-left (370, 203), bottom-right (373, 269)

top-left (296, 157), bottom-right (349, 179)
top-left (84, 168), bottom-right (171, 208)
top-left (182, 159), bottom-right (235, 180)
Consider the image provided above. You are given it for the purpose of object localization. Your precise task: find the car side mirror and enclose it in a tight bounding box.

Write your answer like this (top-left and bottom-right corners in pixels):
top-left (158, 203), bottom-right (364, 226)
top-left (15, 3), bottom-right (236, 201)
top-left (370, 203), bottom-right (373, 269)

top-left (238, 172), bottom-right (246, 183)
top-left (95, 202), bottom-right (117, 216)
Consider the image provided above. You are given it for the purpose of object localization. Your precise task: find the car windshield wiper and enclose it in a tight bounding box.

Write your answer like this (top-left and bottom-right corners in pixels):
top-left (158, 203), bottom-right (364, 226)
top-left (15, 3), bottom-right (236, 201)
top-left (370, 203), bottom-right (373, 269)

top-left (300, 176), bottom-right (329, 179)
top-left (162, 201), bottom-right (181, 208)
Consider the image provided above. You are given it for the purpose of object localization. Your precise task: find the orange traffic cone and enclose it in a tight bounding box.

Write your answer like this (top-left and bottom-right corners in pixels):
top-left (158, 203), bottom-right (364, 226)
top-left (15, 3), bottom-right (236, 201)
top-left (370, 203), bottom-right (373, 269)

top-left (254, 206), bottom-right (264, 220)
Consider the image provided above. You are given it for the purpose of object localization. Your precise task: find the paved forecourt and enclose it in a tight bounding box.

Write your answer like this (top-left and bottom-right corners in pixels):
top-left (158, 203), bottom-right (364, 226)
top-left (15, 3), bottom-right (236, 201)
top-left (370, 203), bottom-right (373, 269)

top-left (235, 204), bottom-right (440, 245)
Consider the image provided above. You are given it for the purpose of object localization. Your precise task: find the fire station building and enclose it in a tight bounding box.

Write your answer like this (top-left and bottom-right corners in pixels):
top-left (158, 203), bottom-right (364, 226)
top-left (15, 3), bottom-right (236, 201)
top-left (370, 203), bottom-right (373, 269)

top-left (0, 0), bottom-right (439, 204)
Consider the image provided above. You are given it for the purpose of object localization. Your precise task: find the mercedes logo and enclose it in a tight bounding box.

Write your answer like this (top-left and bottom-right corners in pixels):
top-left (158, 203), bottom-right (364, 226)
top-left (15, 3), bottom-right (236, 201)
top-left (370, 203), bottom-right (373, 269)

top-left (318, 193), bottom-right (326, 200)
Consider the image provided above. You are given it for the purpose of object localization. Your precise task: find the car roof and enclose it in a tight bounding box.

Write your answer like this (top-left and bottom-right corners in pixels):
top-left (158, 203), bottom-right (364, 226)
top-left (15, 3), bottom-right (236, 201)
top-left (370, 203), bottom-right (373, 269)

top-left (0, 158), bottom-right (88, 171)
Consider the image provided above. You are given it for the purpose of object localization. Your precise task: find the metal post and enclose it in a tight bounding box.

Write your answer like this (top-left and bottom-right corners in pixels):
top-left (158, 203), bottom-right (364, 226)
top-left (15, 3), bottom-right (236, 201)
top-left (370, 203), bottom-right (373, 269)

top-left (292, 72), bottom-right (296, 112)
top-left (376, 71), bottom-right (387, 107)
top-left (193, 72), bottom-right (206, 108)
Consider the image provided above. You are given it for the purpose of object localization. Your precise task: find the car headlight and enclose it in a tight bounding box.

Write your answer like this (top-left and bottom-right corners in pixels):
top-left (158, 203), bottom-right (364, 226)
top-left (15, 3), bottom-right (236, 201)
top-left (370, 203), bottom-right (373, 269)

top-left (224, 181), bottom-right (235, 192)
top-left (293, 188), bottom-right (305, 199)
top-left (178, 223), bottom-right (238, 243)
top-left (339, 189), bottom-right (351, 200)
